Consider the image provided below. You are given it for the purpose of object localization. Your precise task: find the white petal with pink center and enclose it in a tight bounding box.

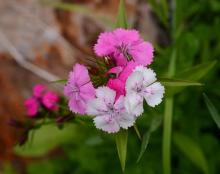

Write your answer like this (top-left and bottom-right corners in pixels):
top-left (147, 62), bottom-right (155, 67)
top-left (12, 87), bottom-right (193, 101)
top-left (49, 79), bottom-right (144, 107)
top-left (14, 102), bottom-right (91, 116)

top-left (125, 66), bottom-right (165, 109)
top-left (87, 87), bottom-right (136, 133)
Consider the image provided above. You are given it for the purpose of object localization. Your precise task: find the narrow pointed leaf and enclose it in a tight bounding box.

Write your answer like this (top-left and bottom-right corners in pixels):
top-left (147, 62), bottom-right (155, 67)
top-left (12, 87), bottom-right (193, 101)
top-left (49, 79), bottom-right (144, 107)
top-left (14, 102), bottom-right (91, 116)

top-left (159, 78), bottom-right (202, 86)
top-left (167, 61), bottom-right (217, 96)
top-left (203, 93), bottom-right (220, 129)
top-left (116, 0), bottom-right (128, 28)
top-left (115, 130), bottom-right (128, 172)
top-left (150, 115), bottom-right (162, 132)
top-left (42, 1), bottom-right (88, 14)
top-left (136, 130), bottom-right (151, 163)
top-left (134, 124), bottom-right (141, 140)
top-left (137, 116), bottom-right (162, 163)
top-left (50, 79), bottom-right (67, 84)
top-left (176, 61), bottom-right (217, 80)
top-left (173, 132), bottom-right (209, 174)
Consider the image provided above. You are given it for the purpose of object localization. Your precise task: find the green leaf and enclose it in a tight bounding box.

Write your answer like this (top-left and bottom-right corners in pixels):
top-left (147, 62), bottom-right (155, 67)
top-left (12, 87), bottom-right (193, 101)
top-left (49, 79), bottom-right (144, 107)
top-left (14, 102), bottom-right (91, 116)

top-left (147, 0), bottom-right (168, 27)
top-left (173, 132), bottom-right (209, 174)
top-left (167, 61), bottom-right (217, 96)
top-left (159, 78), bottom-right (202, 87)
top-left (14, 124), bottom-right (76, 157)
top-left (203, 93), bottom-right (220, 129)
top-left (149, 115), bottom-right (162, 132)
top-left (137, 116), bottom-right (162, 162)
top-left (136, 130), bottom-right (151, 163)
top-left (115, 130), bottom-right (128, 172)
top-left (116, 0), bottom-right (128, 28)
top-left (175, 61), bottom-right (217, 80)
top-left (50, 79), bottom-right (67, 84)
top-left (41, 0), bottom-right (88, 14)
top-left (134, 124), bottom-right (141, 140)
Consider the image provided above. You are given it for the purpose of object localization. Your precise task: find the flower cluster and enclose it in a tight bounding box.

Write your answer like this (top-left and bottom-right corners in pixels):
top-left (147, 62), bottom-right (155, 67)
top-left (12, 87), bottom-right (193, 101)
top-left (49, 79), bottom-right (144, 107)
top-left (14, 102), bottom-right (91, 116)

top-left (24, 84), bottom-right (59, 117)
top-left (64, 28), bottom-right (165, 133)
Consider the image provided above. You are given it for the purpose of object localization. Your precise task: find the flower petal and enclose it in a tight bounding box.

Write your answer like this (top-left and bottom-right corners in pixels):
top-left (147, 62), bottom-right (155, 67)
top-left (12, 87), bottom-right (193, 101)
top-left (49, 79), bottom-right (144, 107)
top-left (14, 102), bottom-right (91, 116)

top-left (107, 79), bottom-right (125, 100)
top-left (125, 71), bottom-right (144, 94)
top-left (134, 66), bottom-right (157, 86)
top-left (143, 82), bottom-right (165, 107)
top-left (124, 93), bottom-right (144, 117)
top-left (96, 87), bottom-right (116, 105)
top-left (107, 66), bottom-right (123, 76)
top-left (117, 113), bottom-right (136, 129)
top-left (130, 41), bottom-right (154, 66)
top-left (119, 61), bottom-right (138, 83)
top-left (114, 96), bottom-right (125, 110)
top-left (24, 97), bottom-right (39, 117)
top-left (94, 32), bottom-right (115, 56)
top-left (68, 97), bottom-right (87, 114)
top-left (86, 98), bottom-right (107, 116)
top-left (93, 115), bottom-right (120, 133)
top-left (80, 83), bottom-right (95, 99)
top-left (113, 28), bottom-right (140, 44)
top-left (73, 64), bottom-right (91, 86)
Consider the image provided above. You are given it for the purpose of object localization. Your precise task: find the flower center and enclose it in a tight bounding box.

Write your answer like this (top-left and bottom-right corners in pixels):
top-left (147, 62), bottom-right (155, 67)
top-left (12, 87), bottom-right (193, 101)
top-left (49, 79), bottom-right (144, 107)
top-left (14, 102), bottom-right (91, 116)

top-left (145, 88), bottom-right (154, 95)
top-left (72, 85), bottom-right (80, 93)
top-left (117, 43), bottom-right (133, 61)
top-left (133, 83), bottom-right (143, 94)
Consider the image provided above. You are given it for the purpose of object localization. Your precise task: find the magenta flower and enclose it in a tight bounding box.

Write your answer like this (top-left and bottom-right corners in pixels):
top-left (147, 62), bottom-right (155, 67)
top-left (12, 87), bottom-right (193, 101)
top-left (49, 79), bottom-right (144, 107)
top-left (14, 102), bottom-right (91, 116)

top-left (24, 97), bottom-right (39, 117)
top-left (94, 28), bottom-right (154, 66)
top-left (42, 91), bottom-right (59, 111)
top-left (107, 61), bottom-right (138, 99)
top-left (33, 84), bottom-right (47, 98)
top-left (107, 79), bottom-right (125, 99)
top-left (64, 63), bottom-right (95, 114)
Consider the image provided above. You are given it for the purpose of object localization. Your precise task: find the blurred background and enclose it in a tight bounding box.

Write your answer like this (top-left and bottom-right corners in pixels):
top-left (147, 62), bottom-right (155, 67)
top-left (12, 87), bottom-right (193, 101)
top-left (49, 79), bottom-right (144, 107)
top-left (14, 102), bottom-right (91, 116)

top-left (0, 0), bottom-right (219, 173)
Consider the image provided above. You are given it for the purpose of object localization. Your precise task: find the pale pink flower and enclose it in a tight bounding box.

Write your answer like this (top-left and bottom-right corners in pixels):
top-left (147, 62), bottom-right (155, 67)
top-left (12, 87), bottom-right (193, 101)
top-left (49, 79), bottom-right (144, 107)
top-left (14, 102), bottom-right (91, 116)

top-left (33, 84), bottom-right (47, 98)
top-left (107, 61), bottom-right (138, 99)
top-left (124, 93), bottom-right (144, 117)
top-left (125, 66), bottom-right (165, 114)
top-left (86, 87), bottom-right (135, 133)
top-left (24, 97), bottom-right (39, 117)
top-left (94, 28), bottom-right (154, 66)
top-left (42, 91), bottom-right (59, 111)
top-left (64, 63), bottom-right (95, 114)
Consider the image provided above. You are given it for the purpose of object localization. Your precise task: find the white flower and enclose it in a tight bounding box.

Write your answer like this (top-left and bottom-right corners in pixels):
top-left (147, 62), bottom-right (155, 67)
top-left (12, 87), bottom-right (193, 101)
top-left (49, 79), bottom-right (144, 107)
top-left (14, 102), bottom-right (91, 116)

top-left (124, 93), bottom-right (144, 117)
top-left (86, 87), bottom-right (136, 133)
top-left (125, 66), bottom-right (165, 108)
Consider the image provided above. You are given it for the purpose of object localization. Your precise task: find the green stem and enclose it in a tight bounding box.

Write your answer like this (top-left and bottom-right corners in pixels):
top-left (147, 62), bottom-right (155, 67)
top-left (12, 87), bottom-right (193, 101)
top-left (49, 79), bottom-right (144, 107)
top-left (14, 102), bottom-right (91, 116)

top-left (161, 0), bottom-right (168, 19)
top-left (163, 98), bottom-right (173, 174)
top-left (163, 49), bottom-right (176, 174)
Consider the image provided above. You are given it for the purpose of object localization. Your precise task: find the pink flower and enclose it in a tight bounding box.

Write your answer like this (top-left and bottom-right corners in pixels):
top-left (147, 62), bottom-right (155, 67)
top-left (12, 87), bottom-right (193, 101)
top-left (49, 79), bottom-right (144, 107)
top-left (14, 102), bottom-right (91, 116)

top-left (64, 63), bottom-right (95, 114)
top-left (42, 91), bottom-right (59, 111)
top-left (86, 87), bottom-right (136, 133)
top-left (107, 61), bottom-right (138, 99)
top-left (24, 97), bottom-right (39, 117)
top-left (33, 84), bottom-right (47, 98)
top-left (94, 28), bottom-right (154, 66)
